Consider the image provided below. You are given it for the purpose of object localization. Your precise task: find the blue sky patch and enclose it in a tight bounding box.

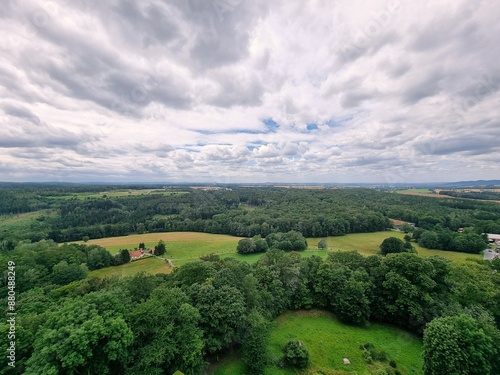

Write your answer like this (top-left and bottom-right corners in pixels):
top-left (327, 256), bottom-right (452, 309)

top-left (262, 118), bottom-right (279, 132)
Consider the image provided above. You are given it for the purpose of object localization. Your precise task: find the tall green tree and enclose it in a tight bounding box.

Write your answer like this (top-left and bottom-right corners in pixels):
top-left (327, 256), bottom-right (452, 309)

top-left (242, 310), bottom-right (270, 375)
top-left (189, 283), bottom-right (246, 353)
top-left (25, 292), bottom-right (133, 375)
top-left (126, 287), bottom-right (204, 375)
top-left (423, 313), bottom-right (500, 375)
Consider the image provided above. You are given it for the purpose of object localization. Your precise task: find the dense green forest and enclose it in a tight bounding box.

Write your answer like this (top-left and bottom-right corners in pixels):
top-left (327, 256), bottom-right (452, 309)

top-left (1, 185), bottom-right (500, 374)
top-left (1, 184), bottom-right (499, 253)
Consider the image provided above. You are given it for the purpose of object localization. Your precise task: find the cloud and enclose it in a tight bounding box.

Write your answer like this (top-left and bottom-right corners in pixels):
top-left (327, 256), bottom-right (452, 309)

top-left (0, 0), bottom-right (499, 183)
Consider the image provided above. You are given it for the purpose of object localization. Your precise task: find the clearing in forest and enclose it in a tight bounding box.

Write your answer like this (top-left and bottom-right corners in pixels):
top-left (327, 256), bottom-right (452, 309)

top-left (214, 309), bottom-right (423, 375)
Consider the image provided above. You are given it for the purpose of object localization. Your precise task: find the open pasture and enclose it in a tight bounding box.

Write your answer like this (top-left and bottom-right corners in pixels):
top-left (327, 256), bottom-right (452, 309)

top-left (88, 256), bottom-right (172, 278)
top-left (45, 188), bottom-right (187, 200)
top-left (72, 231), bottom-right (243, 263)
top-left (214, 309), bottom-right (423, 375)
top-left (310, 231), bottom-right (481, 262)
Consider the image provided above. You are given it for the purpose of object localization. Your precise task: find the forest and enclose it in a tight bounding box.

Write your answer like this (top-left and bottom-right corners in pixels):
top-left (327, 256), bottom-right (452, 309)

top-left (0, 184), bottom-right (499, 374)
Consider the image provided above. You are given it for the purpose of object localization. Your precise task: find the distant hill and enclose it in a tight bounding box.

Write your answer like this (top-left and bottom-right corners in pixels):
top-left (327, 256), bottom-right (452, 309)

top-left (437, 180), bottom-right (500, 188)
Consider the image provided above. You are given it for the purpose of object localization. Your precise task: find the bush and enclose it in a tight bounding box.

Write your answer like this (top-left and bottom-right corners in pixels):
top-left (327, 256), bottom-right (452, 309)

top-left (318, 239), bottom-right (328, 249)
top-left (282, 340), bottom-right (309, 369)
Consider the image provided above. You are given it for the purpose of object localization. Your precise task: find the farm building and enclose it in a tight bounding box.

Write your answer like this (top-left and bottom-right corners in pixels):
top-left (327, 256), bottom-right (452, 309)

top-left (487, 233), bottom-right (500, 244)
top-left (129, 249), bottom-right (145, 259)
top-left (389, 219), bottom-right (415, 228)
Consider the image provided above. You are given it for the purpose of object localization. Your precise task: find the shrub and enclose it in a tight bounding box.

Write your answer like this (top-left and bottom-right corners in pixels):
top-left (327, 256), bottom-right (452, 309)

top-left (282, 340), bottom-right (309, 369)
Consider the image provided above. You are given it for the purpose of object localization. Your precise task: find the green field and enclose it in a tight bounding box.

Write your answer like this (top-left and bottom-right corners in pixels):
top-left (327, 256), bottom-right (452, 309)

top-left (309, 231), bottom-right (481, 262)
top-left (396, 188), bottom-right (434, 194)
top-left (45, 189), bottom-right (188, 200)
top-left (0, 210), bottom-right (55, 232)
top-left (72, 232), bottom-right (243, 263)
top-left (88, 256), bottom-right (172, 278)
top-left (75, 231), bottom-right (480, 273)
top-left (214, 310), bottom-right (423, 375)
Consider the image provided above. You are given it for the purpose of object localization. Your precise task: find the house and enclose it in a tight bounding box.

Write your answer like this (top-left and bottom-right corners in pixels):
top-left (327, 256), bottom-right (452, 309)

top-left (486, 233), bottom-right (500, 244)
top-left (389, 219), bottom-right (416, 228)
top-left (129, 249), bottom-right (145, 259)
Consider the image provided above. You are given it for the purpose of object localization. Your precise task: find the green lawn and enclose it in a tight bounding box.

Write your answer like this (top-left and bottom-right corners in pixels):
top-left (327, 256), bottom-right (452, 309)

top-left (214, 310), bottom-right (423, 375)
top-left (88, 256), bottom-right (172, 278)
top-left (310, 231), bottom-right (481, 262)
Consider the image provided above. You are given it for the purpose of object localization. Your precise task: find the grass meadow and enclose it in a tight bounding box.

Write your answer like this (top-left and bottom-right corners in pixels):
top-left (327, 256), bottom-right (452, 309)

top-left (73, 230), bottom-right (481, 277)
top-left (0, 210), bottom-right (55, 236)
top-left (88, 256), bottom-right (172, 278)
top-left (45, 189), bottom-right (188, 200)
top-left (308, 231), bottom-right (481, 262)
top-left (213, 310), bottom-right (423, 375)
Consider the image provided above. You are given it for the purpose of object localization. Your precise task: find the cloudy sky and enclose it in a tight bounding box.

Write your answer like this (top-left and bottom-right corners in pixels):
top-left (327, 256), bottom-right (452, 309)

top-left (1, 0), bottom-right (499, 183)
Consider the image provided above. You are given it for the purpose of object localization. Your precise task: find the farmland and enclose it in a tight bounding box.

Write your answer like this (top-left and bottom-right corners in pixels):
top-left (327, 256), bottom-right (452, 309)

top-left (89, 256), bottom-right (172, 278)
top-left (214, 310), bottom-right (423, 375)
top-left (73, 230), bottom-right (481, 273)
top-left (44, 188), bottom-right (188, 200)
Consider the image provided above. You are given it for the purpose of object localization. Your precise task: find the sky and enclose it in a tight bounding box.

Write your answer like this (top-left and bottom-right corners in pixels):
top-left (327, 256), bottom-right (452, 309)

top-left (0, 0), bottom-right (499, 184)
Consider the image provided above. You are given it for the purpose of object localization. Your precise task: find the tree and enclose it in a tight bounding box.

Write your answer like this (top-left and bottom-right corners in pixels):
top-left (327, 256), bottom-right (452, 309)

top-left (188, 283), bottom-right (246, 353)
top-left (86, 246), bottom-right (113, 270)
top-left (116, 249), bottom-right (131, 264)
top-left (423, 313), bottom-right (499, 375)
top-left (253, 236), bottom-right (269, 253)
top-left (155, 240), bottom-right (166, 256)
top-left (25, 292), bottom-right (133, 375)
top-left (126, 287), bottom-right (204, 375)
top-left (82, 235), bottom-right (90, 243)
top-left (242, 310), bottom-right (270, 375)
top-left (237, 238), bottom-right (256, 254)
top-left (380, 237), bottom-right (406, 255)
top-left (318, 239), bottom-right (328, 249)
top-left (51, 260), bottom-right (88, 285)
top-left (282, 340), bottom-right (309, 369)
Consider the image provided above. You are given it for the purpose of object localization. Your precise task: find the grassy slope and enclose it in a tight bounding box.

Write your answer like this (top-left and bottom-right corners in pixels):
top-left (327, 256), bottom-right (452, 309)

top-left (0, 210), bottom-right (55, 233)
top-left (72, 231), bottom-right (242, 255)
top-left (214, 310), bottom-right (423, 375)
top-left (88, 256), bottom-right (172, 278)
top-left (74, 230), bottom-right (480, 269)
top-left (312, 231), bottom-right (481, 262)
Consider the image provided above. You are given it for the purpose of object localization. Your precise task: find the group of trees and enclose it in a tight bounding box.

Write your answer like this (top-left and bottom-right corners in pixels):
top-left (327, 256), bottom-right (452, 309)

top-left (1, 237), bottom-right (499, 374)
top-left (237, 231), bottom-right (307, 254)
top-left (408, 227), bottom-right (488, 254)
top-left (380, 236), bottom-right (415, 255)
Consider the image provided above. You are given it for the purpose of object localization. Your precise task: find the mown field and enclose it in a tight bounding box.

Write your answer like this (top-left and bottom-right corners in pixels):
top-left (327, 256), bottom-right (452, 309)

top-left (312, 231), bottom-right (482, 262)
top-left (74, 231), bottom-right (242, 257)
top-left (75, 230), bottom-right (481, 277)
top-left (213, 310), bottom-right (423, 375)
top-left (396, 188), bottom-right (434, 194)
top-left (44, 188), bottom-right (188, 200)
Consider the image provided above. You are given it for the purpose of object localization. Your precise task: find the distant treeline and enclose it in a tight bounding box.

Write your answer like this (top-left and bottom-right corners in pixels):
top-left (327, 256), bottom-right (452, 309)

top-left (439, 190), bottom-right (500, 201)
top-left (1, 186), bottom-right (500, 254)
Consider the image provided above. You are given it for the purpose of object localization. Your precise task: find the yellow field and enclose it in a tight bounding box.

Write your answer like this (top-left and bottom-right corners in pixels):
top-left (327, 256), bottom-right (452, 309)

top-left (71, 232), bottom-right (243, 264)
